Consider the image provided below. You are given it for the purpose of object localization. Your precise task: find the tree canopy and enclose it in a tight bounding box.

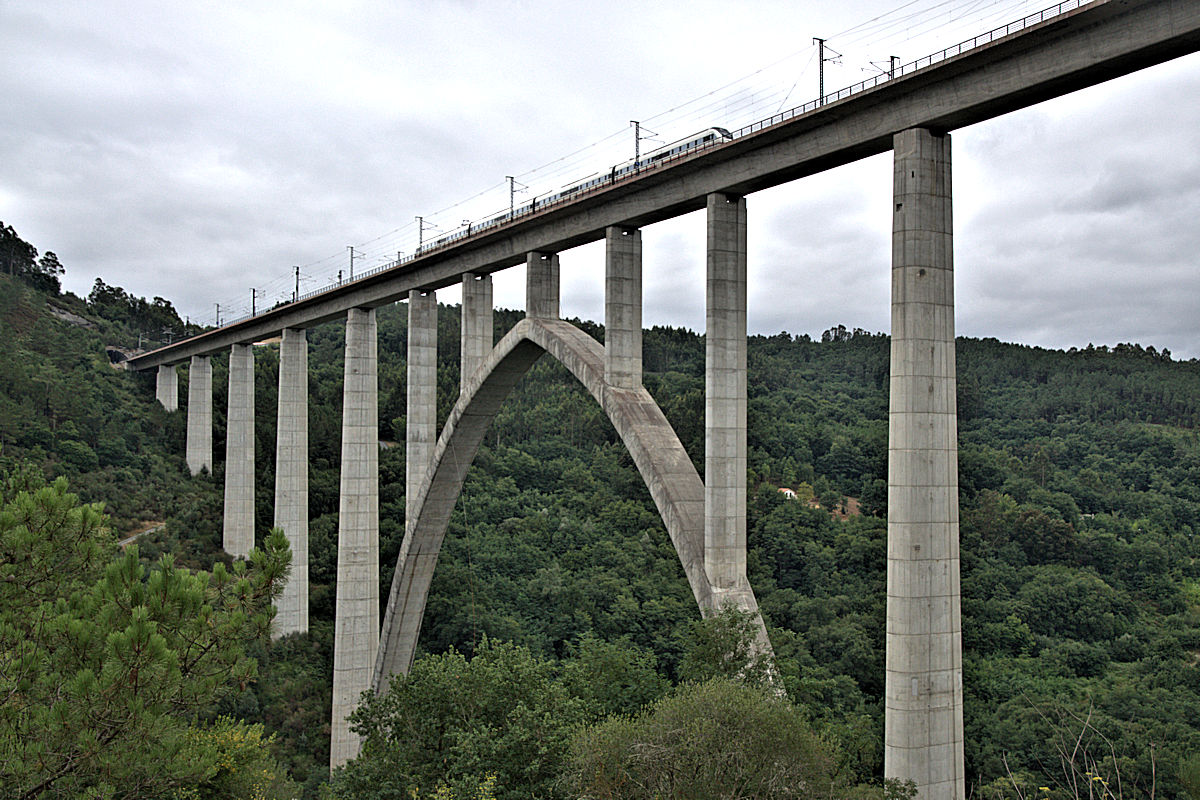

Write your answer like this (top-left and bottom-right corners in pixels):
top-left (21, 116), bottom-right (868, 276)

top-left (0, 461), bottom-right (294, 799)
top-left (1, 221), bottom-right (1198, 798)
top-left (0, 223), bottom-right (62, 294)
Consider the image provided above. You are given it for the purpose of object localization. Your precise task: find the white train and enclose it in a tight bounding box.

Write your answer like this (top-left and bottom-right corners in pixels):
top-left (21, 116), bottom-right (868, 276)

top-left (421, 127), bottom-right (735, 253)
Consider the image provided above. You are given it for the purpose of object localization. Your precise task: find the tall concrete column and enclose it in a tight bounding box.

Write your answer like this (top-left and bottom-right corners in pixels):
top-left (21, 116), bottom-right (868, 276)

top-left (526, 251), bottom-right (560, 320)
top-left (331, 307), bottom-right (379, 769)
top-left (460, 272), bottom-right (493, 387)
top-left (274, 328), bottom-right (308, 636)
top-left (407, 290), bottom-right (437, 529)
top-left (223, 343), bottom-right (255, 559)
top-left (186, 355), bottom-right (212, 476)
top-left (605, 226), bottom-right (642, 388)
top-left (704, 193), bottom-right (748, 599)
top-left (886, 127), bottom-right (964, 800)
top-left (156, 364), bottom-right (178, 411)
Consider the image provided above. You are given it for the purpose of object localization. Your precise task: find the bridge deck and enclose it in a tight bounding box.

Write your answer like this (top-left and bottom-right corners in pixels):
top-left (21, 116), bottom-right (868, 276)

top-left (128, 0), bottom-right (1200, 371)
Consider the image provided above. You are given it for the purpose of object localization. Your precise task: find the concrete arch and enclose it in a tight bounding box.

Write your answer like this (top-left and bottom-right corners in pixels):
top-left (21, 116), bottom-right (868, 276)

top-left (375, 317), bottom-right (759, 687)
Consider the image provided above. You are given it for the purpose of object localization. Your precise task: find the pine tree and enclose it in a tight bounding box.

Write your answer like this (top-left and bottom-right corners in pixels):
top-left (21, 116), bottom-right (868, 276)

top-left (0, 461), bottom-right (292, 798)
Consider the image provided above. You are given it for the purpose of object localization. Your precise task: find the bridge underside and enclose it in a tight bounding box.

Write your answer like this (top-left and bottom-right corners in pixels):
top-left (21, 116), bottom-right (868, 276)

top-left (128, 0), bottom-right (1200, 372)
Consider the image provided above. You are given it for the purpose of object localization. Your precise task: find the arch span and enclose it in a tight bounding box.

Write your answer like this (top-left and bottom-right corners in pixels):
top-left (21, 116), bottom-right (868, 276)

top-left (374, 317), bottom-right (763, 686)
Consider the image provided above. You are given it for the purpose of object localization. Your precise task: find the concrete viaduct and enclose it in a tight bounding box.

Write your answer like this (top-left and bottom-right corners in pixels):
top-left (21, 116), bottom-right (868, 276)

top-left (128, 1), bottom-right (1200, 796)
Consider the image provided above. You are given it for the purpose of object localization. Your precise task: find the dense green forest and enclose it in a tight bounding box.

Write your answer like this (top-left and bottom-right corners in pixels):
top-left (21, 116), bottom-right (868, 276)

top-left (1, 222), bottom-right (1199, 799)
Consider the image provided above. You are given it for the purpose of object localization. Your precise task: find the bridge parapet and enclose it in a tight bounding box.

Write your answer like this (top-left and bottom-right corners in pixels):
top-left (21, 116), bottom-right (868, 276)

top-left (126, 0), bottom-right (1200, 375)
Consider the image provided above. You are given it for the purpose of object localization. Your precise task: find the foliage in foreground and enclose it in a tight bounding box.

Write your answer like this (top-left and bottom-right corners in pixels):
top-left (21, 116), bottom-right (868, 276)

top-left (0, 462), bottom-right (295, 799)
top-left (332, 624), bottom-right (910, 800)
top-left (330, 638), bottom-right (629, 800)
top-left (565, 677), bottom-right (836, 800)
top-left (2, 227), bottom-right (1199, 796)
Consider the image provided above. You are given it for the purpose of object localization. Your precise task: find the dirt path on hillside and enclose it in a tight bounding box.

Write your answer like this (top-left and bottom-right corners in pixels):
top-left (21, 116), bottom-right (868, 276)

top-left (118, 521), bottom-right (165, 548)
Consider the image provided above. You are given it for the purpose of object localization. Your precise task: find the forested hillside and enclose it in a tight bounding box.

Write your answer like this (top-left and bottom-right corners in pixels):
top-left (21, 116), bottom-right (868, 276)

top-left (1, 223), bottom-right (1198, 798)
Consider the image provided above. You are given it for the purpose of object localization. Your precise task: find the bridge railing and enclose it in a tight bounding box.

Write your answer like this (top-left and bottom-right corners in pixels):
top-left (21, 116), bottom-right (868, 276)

top-left (732, 0), bottom-right (1088, 138)
top-left (213, 0), bottom-right (1091, 333)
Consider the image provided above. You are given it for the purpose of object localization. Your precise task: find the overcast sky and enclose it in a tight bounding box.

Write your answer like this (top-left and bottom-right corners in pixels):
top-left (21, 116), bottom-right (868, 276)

top-left (3, 0), bottom-right (1198, 358)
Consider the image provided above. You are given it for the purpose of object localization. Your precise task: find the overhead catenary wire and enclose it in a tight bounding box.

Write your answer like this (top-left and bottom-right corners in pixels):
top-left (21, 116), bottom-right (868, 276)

top-left (836, 0), bottom-right (1036, 53)
top-left (193, 0), bottom-right (1063, 329)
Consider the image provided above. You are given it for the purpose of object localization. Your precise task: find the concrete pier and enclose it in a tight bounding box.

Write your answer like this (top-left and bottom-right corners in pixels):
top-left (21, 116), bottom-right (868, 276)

top-left (407, 290), bottom-right (437, 529)
top-left (331, 307), bottom-right (379, 768)
top-left (526, 251), bottom-right (560, 320)
top-left (460, 272), bottom-right (493, 386)
top-left (156, 364), bottom-right (178, 411)
top-left (185, 355), bottom-right (212, 476)
top-left (885, 127), bottom-right (964, 800)
top-left (704, 193), bottom-right (748, 599)
top-left (274, 328), bottom-right (309, 636)
top-left (604, 226), bottom-right (642, 389)
top-left (223, 344), bottom-right (255, 558)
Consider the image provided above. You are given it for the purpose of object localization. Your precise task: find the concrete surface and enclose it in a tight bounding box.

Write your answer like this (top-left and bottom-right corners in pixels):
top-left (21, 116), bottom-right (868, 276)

top-left (604, 226), bottom-right (642, 389)
top-left (274, 328), bottom-right (309, 636)
top-left (374, 318), bottom-right (769, 686)
top-left (704, 193), bottom-right (748, 600)
top-left (407, 290), bottom-right (437, 528)
top-left (460, 272), bottom-right (493, 386)
top-left (331, 308), bottom-right (379, 768)
top-left (223, 343), bottom-right (255, 559)
top-left (885, 128), bottom-right (964, 800)
top-left (526, 251), bottom-right (560, 319)
top-left (156, 364), bottom-right (178, 411)
top-left (185, 355), bottom-right (212, 475)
